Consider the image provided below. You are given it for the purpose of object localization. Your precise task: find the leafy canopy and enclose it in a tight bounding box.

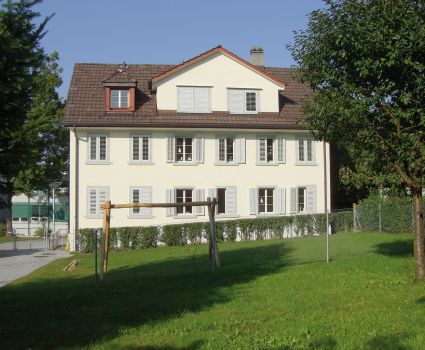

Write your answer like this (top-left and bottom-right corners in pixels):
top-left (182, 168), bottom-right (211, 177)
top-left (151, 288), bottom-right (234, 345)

top-left (289, 0), bottom-right (425, 190)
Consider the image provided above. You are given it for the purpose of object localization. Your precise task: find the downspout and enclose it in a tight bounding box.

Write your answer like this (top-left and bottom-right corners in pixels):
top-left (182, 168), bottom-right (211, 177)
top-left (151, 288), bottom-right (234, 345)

top-left (73, 125), bottom-right (79, 240)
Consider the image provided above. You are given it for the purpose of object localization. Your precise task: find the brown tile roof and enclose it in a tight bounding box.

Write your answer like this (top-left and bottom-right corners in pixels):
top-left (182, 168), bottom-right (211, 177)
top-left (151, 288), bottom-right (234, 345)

top-left (64, 62), bottom-right (310, 130)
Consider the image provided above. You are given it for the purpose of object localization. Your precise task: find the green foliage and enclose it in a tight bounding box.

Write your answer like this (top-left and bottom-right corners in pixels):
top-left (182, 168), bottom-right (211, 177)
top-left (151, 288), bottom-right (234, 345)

top-left (76, 228), bottom-right (97, 253)
top-left (161, 224), bottom-right (186, 246)
top-left (289, 0), bottom-right (425, 192)
top-left (33, 227), bottom-right (52, 237)
top-left (0, 223), bottom-right (5, 237)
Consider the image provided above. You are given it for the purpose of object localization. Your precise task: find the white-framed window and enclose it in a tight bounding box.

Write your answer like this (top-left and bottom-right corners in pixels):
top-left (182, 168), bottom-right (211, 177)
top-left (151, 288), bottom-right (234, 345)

top-left (297, 138), bottom-right (315, 164)
top-left (110, 89), bottom-right (129, 109)
top-left (257, 137), bottom-right (285, 164)
top-left (166, 188), bottom-right (205, 216)
top-left (167, 136), bottom-right (204, 164)
top-left (130, 135), bottom-right (152, 163)
top-left (87, 187), bottom-right (109, 217)
top-left (88, 134), bottom-right (109, 162)
top-left (216, 137), bottom-right (246, 165)
top-left (290, 185), bottom-right (316, 214)
top-left (177, 86), bottom-right (211, 113)
top-left (228, 89), bottom-right (260, 114)
top-left (129, 187), bottom-right (152, 217)
top-left (250, 187), bottom-right (286, 215)
top-left (209, 187), bottom-right (237, 217)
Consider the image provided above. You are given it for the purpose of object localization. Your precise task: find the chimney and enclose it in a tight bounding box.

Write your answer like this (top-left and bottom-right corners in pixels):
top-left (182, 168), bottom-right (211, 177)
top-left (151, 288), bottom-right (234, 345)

top-left (250, 47), bottom-right (264, 66)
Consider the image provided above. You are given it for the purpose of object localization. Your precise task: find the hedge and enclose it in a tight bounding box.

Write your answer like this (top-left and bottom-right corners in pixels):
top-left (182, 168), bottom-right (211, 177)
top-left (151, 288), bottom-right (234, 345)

top-left (76, 211), bottom-right (355, 253)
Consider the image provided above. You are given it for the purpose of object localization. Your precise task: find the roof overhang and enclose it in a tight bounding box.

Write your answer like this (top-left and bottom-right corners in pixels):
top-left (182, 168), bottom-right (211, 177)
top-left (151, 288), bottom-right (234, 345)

top-left (103, 81), bottom-right (137, 87)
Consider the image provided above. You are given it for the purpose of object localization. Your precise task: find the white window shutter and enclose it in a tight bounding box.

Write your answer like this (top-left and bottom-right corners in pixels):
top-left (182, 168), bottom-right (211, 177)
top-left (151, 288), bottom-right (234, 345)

top-left (194, 88), bottom-right (210, 113)
top-left (277, 138), bottom-right (285, 163)
top-left (166, 189), bottom-right (176, 216)
top-left (249, 188), bottom-right (258, 215)
top-left (148, 136), bottom-right (153, 162)
top-left (229, 89), bottom-right (244, 114)
top-left (98, 188), bottom-right (108, 215)
top-left (215, 137), bottom-right (221, 163)
top-left (167, 137), bottom-right (175, 163)
top-left (178, 87), bottom-right (194, 112)
top-left (290, 187), bottom-right (297, 214)
top-left (306, 185), bottom-right (316, 213)
top-left (235, 137), bottom-right (246, 164)
top-left (258, 139), bottom-right (266, 162)
top-left (140, 187), bottom-right (152, 217)
top-left (195, 137), bottom-right (204, 164)
top-left (275, 188), bottom-right (286, 214)
top-left (194, 189), bottom-right (205, 215)
top-left (226, 187), bottom-right (237, 216)
top-left (312, 140), bottom-right (316, 163)
top-left (88, 189), bottom-right (97, 215)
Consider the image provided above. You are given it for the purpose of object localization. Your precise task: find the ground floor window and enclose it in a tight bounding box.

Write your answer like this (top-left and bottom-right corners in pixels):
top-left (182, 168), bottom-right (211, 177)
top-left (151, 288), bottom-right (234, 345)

top-left (176, 189), bottom-right (192, 214)
top-left (298, 187), bottom-right (306, 213)
top-left (259, 188), bottom-right (274, 213)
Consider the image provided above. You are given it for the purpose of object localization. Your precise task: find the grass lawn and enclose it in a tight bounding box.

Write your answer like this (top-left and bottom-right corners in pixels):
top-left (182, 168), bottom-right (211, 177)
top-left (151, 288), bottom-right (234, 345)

top-left (0, 236), bottom-right (40, 243)
top-left (0, 232), bottom-right (424, 349)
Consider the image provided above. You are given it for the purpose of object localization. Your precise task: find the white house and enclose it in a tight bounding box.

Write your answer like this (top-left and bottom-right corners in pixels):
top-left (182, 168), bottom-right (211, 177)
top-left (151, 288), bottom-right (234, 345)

top-left (64, 46), bottom-right (331, 249)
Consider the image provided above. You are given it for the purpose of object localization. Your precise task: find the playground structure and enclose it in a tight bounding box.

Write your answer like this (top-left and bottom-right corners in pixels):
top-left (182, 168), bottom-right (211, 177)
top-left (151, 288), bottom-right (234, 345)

top-left (99, 197), bottom-right (220, 279)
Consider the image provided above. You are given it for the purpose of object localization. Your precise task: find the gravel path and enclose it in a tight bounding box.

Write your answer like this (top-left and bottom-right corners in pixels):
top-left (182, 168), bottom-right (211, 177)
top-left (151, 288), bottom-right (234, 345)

top-left (0, 240), bottom-right (71, 287)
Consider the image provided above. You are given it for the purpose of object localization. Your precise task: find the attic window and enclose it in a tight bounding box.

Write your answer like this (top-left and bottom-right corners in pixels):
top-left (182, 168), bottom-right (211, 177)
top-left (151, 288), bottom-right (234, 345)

top-left (104, 84), bottom-right (136, 112)
top-left (110, 89), bottom-right (129, 108)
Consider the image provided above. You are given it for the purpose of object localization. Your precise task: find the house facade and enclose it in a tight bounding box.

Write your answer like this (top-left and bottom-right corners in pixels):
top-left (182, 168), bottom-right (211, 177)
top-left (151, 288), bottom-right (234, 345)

top-left (64, 46), bottom-right (330, 249)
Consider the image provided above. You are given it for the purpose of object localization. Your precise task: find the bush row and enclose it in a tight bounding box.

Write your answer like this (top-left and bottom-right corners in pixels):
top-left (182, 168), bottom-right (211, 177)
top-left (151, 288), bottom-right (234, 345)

top-left (76, 211), bottom-right (354, 253)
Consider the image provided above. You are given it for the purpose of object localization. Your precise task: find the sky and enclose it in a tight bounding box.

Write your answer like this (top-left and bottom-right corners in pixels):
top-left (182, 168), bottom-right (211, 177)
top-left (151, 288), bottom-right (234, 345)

top-left (33, 0), bottom-right (325, 99)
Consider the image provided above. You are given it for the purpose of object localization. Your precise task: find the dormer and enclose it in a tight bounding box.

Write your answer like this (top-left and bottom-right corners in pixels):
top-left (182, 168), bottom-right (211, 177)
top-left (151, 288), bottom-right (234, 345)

top-left (103, 63), bottom-right (137, 112)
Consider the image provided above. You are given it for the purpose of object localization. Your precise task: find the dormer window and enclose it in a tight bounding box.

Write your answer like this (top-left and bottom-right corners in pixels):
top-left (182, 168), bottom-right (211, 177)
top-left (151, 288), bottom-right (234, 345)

top-left (110, 89), bottom-right (129, 109)
top-left (103, 82), bottom-right (136, 112)
top-left (228, 89), bottom-right (260, 114)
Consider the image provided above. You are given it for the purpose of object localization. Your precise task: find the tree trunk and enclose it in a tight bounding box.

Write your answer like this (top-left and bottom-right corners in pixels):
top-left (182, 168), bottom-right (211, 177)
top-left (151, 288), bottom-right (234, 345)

top-left (5, 193), bottom-right (13, 237)
top-left (412, 187), bottom-right (425, 281)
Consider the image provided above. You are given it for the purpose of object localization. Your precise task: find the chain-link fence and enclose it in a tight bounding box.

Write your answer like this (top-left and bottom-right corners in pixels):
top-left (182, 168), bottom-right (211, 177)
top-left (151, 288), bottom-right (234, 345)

top-left (74, 203), bottom-right (416, 274)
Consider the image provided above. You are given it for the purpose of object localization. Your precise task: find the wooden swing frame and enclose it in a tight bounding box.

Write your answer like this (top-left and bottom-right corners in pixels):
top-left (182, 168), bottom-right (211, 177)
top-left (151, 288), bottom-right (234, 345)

top-left (99, 197), bottom-right (220, 280)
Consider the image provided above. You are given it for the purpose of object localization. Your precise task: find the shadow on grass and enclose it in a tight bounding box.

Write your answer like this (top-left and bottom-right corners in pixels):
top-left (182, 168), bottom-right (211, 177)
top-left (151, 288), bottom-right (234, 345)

top-left (364, 334), bottom-right (412, 350)
top-left (0, 242), bottom-right (292, 349)
top-left (374, 240), bottom-right (412, 257)
top-left (122, 340), bottom-right (204, 350)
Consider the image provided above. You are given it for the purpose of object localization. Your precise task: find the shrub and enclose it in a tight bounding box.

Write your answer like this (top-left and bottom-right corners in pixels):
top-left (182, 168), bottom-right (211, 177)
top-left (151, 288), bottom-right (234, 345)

top-left (34, 227), bottom-right (52, 238)
top-left (0, 223), bottom-right (6, 237)
top-left (76, 228), bottom-right (98, 253)
top-left (162, 224), bottom-right (186, 246)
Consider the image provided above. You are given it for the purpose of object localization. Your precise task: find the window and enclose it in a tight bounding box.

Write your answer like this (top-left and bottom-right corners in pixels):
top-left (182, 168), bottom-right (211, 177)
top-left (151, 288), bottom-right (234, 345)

top-left (87, 187), bottom-right (109, 217)
top-left (178, 86), bottom-right (211, 113)
top-left (250, 188), bottom-right (286, 215)
top-left (297, 187), bottom-right (306, 212)
top-left (257, 137), bottom-right (285, 164)
top-left (258, 188), bottom-right (274, 213)
top-left (297, 138), bottom-right (315, 163)
top-left (218, 137), bottom-right (235, 162)
top-left (228, 89), bottom-right (259, 114)
top-left (290, 186), bottom-right (316, 214)
top-left (167, 136), bottom-right (204, 164)
top-left (130, 187), bottom-right (152, 217)
top-left (176, 189), bottom-right (192, 214)
top-left (88, 135), bottom-right (108, 162)
top-left (176, 137), bottom-right (193, 162)
top-left (131, 135), bottom-right (151, 163)
top-left (110, 89), bottom-right (129, 108)
top-left (209, 187), bottom-right (237, 217)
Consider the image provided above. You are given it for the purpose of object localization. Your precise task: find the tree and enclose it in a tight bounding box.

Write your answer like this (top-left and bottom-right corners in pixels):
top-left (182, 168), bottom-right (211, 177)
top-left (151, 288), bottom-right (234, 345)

top-left (0, 0), bottom-right (66, 236)
top-left (289, 0), bottom-right (425, 280)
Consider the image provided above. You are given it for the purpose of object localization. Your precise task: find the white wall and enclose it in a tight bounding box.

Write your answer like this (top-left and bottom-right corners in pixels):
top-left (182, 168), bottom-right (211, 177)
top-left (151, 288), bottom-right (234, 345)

top-left (70, 128), bottom-right (331, 231)
top-left (156, 52), bottom-right (283, 113)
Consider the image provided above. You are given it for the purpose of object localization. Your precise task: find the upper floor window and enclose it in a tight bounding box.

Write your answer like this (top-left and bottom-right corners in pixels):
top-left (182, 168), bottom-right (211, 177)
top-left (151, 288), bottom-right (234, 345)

top-left (130, 135), bottom-right (152, 163)
top-left (228, 89), bottom-right (260, 114)
top-left (219, 137), bottom-right (235, 163)
top-left (257, 137), bottom-right (285, 164)
top-left (297, 138), bottom-right (315, 164)
top-left (88, 134), bottom-right (109, 163)
top-left (167, 136), bottom-right (204, 164)
top-left (177, 86), bottom-right (211, 113)
top-left (104, 84), bottom-right (136, 112)
top-left (110, 89), bottom-right (129, 108)
top-left (176, 137), bottom-right (193, 162)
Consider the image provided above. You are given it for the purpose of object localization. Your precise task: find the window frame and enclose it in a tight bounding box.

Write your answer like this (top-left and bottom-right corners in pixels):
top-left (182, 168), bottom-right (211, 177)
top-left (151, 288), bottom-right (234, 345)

top-left (105, 87), bottom-right (135, 112)
top-left (177, 86), bottom-right (211, 113)
top-left (297, 187), bottom-right (306, 213)
top-left (228, 88), bottom-right (260, 114)
top-left (256, 136), bottom-right (286, 165)
top-left (175, 188), bottom-right (193, 215)
top-left (217, 136), bottom-right (236, 164)
top-left (175, 137), bottom-right (194, 163)
top-left (87, 134), bottom-right (110, 164)
top-left (129, 134), bottom-right (152, 164)
top-left (296, 137), bottom-right (316, 165)
top-left (128, 186), bottom-right (153, 218)
top-left (258, 187), bottom-right (274, 214)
